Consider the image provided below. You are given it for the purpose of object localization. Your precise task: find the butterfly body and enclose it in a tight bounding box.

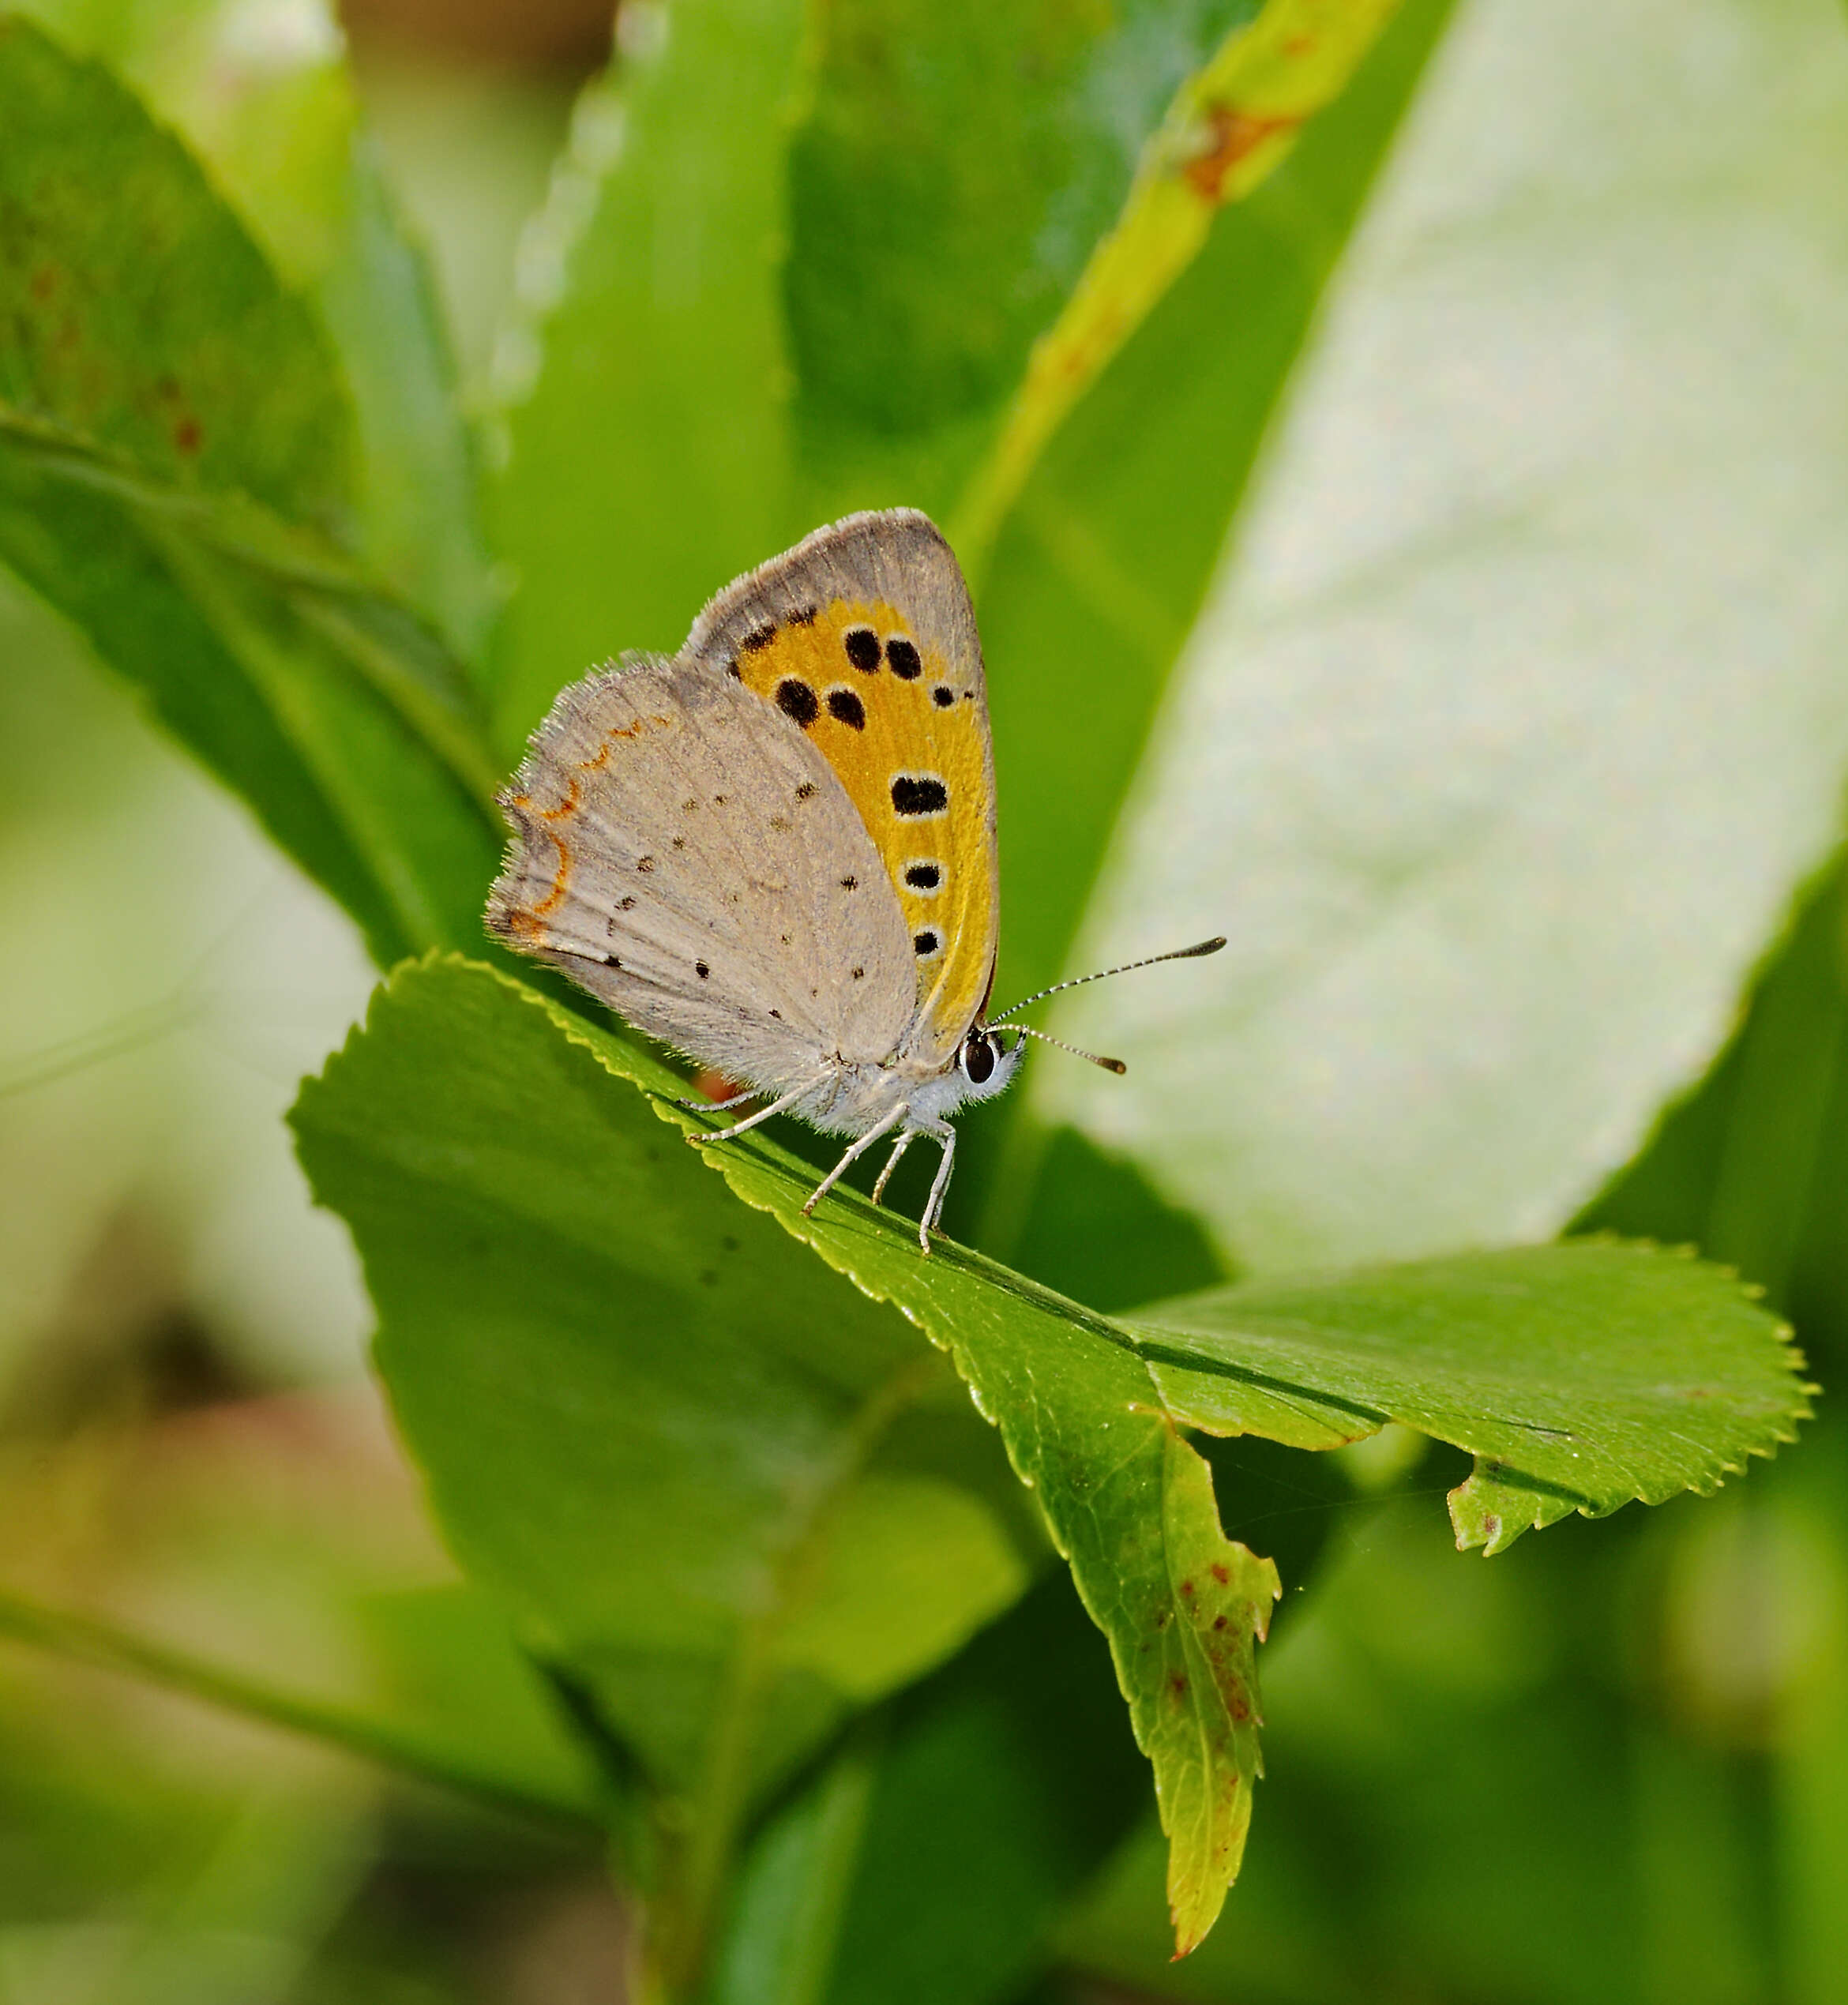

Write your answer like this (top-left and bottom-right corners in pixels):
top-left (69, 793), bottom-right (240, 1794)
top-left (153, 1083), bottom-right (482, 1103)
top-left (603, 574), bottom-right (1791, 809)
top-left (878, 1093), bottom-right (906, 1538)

top-left (487, 510), bottom-right (1021, 1248)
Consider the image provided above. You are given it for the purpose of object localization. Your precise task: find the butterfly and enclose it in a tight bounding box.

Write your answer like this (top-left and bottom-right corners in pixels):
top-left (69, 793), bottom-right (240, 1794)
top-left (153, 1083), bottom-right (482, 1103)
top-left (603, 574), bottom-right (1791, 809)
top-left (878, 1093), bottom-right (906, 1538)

top-left (486, 509), bottom-right (1222, 1251)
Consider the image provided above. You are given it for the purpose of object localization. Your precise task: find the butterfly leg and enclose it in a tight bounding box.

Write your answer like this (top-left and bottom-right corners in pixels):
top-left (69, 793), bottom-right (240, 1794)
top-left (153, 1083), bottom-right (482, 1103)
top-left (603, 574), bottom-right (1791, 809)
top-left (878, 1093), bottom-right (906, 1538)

top-left (915, 1119), bottom-right (957, 1256)
top-left (686, 1075), bottom-right (822, 1147)
top-left (672, 1085), bottom-right (757, 1113)
top-left (870, 1128), bottom-right (919, 1206)
top-left (800, 1102), bottom-right (910, 1218)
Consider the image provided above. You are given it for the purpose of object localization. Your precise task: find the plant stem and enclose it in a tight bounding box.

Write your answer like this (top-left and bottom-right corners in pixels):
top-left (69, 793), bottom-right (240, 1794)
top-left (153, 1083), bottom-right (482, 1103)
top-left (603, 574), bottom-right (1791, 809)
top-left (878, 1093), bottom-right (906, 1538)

top-left (639, 1351), bottom-right (945, 1996)
top-left (0, 1584), bottom-right (599, 1835)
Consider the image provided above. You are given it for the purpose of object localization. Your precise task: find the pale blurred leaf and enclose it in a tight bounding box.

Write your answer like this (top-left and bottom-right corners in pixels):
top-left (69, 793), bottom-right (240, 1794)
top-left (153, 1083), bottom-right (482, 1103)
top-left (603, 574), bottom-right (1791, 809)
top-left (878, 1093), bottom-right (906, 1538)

top-left (1046, 0), bottom-right (1848, 1270)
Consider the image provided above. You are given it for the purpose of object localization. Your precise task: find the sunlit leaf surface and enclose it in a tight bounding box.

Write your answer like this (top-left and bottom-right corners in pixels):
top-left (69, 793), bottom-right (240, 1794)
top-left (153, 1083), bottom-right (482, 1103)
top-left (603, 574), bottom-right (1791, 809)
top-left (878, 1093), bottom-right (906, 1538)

top-left (1132, 1245), bottom-right (1812, 1554)
top-left (1046, 0), bottom-right (1848, 1271)
top-left (293, 956), bottom-right (1805, 1949)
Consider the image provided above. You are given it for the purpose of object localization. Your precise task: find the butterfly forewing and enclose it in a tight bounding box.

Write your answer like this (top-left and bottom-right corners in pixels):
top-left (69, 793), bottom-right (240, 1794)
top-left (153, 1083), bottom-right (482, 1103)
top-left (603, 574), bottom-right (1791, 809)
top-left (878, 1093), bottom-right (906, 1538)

top-left (683, 511), bottom-right (999, 1068)
top-left (487, 657), bottom-right (915, 1090)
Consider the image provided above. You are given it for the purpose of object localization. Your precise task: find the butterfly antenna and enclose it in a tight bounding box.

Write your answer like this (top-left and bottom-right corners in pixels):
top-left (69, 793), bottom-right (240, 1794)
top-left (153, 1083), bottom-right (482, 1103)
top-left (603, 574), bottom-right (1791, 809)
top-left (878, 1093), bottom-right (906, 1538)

top-left (988, 936), bottom-right (1226, 1024)
top-left (1009, 1023), bottom-right (1127, 1074)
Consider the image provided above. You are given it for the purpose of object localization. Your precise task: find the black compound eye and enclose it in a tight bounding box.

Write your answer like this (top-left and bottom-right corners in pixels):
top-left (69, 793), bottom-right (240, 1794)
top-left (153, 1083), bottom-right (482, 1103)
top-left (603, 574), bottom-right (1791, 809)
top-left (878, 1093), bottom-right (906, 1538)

top-left (962, 1032), bottom-right (997, 1086)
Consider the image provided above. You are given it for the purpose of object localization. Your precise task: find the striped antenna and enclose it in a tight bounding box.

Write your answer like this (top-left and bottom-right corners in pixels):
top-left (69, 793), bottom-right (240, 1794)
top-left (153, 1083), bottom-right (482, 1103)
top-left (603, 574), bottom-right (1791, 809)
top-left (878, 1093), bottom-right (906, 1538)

top-left (987, 936), bottom-right (1226, 1025)
top-left (1007, 1024), bottom-right (1126, 1073)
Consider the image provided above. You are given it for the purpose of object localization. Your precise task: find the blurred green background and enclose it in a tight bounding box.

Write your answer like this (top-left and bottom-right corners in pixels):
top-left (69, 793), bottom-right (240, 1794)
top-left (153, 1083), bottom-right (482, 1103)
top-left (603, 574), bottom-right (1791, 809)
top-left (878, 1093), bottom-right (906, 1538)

top-left (4, 0), bottom-right (1848, 1999)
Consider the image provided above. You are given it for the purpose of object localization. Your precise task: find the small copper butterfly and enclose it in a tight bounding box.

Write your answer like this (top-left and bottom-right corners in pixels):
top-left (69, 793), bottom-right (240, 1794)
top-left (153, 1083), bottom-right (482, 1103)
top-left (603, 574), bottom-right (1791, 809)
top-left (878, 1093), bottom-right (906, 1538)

top-left (487, 509), bottom-right (1223, 1250)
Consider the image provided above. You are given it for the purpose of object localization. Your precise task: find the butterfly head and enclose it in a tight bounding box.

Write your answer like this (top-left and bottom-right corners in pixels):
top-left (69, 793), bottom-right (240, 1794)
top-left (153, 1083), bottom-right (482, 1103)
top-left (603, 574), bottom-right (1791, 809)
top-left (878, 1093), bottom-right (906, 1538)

top-left (957, 1023), bottom-right (1023, 1102)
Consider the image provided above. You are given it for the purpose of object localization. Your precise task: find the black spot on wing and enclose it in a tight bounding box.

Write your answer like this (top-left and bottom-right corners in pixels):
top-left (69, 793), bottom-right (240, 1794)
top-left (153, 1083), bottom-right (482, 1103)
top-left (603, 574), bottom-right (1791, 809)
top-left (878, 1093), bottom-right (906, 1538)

top-left (886, 636), bottom-right (922, 680)
top-left (892, 774), bottom-right (948, 817)
top-left (913, 929), bottom-right (941, 957)
top-left (742, 622), bottom-right (778, 654)
top-left (931, 685), bottom-right (955, 708)
top-left (843, 626), bottom-right (881, 672)
top-left (903, 862), bottom-right (941, 891)
top-left (776, 678), bottom-right (819, 727)
top-left (826, 686), bottom-right (866, 730)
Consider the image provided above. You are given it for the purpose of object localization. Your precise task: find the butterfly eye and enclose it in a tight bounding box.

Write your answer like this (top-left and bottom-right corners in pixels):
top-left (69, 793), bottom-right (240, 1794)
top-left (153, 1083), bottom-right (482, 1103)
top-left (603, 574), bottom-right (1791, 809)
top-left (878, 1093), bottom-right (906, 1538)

top-left (961, 1031), bottom-right (998, 1086)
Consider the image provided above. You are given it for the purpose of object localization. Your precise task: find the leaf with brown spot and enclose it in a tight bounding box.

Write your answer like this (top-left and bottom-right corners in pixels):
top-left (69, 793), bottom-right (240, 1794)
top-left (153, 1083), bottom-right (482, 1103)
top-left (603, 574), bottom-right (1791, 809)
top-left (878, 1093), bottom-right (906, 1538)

top-left (294, 959), bottom-right (1806, 1955)
top-left (0, 22), bottom-right (500, 967)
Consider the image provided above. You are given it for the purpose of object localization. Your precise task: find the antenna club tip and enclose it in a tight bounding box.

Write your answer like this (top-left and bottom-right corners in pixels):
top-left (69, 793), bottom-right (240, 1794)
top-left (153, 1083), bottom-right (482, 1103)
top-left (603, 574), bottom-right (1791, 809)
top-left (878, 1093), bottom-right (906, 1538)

top-left (1191, 936), bottom-right (1228, 956)
top-left (1103, 1057), bottom-right (1128, 1075)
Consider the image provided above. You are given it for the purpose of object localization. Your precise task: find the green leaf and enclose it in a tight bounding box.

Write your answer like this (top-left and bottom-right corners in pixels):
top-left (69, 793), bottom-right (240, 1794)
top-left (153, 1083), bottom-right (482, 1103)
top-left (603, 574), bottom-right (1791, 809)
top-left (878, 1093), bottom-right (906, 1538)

top-left (317, 139), bottom-right (496, 667)
top-left (1131, 1244), bottom-right (1813, 1556)
top-left (784, 0), bottom-right (1236, 502)
top-left (288, 954), bottom-right (1046, 1971)
top-left (0, 1583), bottom-right (599, 1832)
top-left (488, 0), bottom-right (811, 755)
top-left (1054, 1492), bottom-right (1651, 2004)
top-left (938, 0), bottom-right (1457, 1256)
top-left (0, 21), bottom-right (498, 964)
top-left (1042, 0), bottom-right (1848, 1273)
top-left (1583, 857), bottom-right (1848, 1316)
top-left (488, 0), bottom-right (1412, 750)
top-left (948, 0), bottom-right (1405, 565)
top-left (293, 959), bottom-right (1806, 1951)
top-left (4, 0), bottom-right (355, 285)
top-left (967, 0), bottom-right (1457, 1042)
top-left (9, 0), bottom-right (494, 660)
top-left (290, 956), bottom-right (1279, 1957)
top-left (351, 1582), bottom-right (611, 1821)
top-left (0, 18), bottom-right (347, 520)
top-left (1003, 1125), bottom-right (1230, 1314)
top-left (710, 1575), bottom-right (1149, 2005)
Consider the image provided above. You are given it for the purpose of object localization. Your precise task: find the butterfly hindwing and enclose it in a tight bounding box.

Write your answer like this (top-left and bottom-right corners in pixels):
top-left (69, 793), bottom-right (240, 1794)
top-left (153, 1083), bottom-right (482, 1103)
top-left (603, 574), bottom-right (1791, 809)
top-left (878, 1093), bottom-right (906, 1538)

top-left (682, 510), bottom-right (998, 1068)
top-left (487, 656), bottom-right (915, 1089)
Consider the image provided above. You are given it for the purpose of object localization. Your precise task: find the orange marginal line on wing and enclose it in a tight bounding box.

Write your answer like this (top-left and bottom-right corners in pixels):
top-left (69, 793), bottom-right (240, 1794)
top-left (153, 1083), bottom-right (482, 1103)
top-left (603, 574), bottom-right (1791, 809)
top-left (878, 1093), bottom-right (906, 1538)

top-left (577, 712), bottom-right (673, 771)
top-left (506, 823), bottom-right (573, 939)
